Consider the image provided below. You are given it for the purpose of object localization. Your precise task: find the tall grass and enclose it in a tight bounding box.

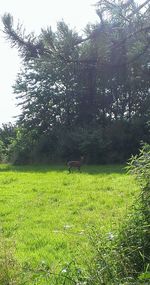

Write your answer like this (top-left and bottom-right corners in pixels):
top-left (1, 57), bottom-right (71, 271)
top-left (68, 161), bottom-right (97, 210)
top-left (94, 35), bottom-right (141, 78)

top-left (87, 146), bottom-right (150, 285)
top-left (0, 236), bottom-right (22, 285)
top-left (0, 164), bottom-right (139, 284)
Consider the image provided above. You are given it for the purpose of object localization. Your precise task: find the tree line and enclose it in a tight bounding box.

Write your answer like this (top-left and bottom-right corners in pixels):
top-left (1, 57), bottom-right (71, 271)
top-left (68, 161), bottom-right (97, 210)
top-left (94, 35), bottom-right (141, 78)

top-left (1, 0), bottom-right (150, 164)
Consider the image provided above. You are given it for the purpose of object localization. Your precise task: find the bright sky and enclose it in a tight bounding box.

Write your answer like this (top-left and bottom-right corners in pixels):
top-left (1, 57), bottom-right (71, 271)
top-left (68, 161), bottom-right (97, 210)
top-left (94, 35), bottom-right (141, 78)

top-left (0, 0), bottom-right (98, 126)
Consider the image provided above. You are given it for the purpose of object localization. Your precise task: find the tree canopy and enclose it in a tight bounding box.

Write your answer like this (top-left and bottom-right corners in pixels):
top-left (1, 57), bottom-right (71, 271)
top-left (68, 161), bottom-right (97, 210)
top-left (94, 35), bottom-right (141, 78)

top-left (1, 0), bottom-right (150, 164)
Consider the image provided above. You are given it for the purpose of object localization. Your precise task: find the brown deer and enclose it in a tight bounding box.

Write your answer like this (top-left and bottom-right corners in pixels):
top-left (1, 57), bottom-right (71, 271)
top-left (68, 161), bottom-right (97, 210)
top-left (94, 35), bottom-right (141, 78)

top-left (67, 156), bottom-right (84, 173)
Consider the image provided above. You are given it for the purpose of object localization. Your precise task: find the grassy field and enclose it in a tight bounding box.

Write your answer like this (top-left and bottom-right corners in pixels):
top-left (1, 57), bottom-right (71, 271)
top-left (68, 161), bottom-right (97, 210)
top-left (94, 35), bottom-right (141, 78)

top-left (0, 164), bottom-right (139, 283)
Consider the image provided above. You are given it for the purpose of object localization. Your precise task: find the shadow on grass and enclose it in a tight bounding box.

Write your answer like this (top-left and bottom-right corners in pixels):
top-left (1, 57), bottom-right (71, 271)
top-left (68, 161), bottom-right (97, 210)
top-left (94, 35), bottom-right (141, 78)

top-left (0, 163), bottom-right (126, 175)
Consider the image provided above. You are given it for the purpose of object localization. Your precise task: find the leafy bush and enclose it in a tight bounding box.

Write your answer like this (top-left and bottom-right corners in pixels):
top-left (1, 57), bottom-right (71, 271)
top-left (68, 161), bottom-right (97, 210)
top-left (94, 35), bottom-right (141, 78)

top-left (0, 140), bottom-right (6, 162)
top-left (7, 129), bottom-right (32, 164)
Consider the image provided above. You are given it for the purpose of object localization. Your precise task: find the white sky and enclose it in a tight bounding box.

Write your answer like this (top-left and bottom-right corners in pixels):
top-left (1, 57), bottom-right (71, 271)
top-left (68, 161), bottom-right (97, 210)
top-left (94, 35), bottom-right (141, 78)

top-left (0, 0), bottom-right (98, 126)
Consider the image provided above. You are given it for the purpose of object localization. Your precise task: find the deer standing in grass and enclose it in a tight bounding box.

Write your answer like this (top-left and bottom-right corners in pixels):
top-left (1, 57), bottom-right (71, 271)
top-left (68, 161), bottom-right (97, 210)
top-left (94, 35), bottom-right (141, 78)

top-left (67, 156), bottom-right (84, 173)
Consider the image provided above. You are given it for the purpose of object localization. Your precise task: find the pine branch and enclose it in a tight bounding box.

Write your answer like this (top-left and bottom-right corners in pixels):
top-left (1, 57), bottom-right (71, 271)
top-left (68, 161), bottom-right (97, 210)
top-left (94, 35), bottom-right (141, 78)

top-left (2, 13), bottom-right (44, 60)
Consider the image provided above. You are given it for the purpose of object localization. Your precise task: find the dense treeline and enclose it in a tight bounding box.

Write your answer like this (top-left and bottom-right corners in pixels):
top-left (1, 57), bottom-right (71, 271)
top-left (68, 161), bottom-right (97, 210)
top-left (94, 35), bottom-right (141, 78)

top-left (1, 0), bottom-right (150, 164)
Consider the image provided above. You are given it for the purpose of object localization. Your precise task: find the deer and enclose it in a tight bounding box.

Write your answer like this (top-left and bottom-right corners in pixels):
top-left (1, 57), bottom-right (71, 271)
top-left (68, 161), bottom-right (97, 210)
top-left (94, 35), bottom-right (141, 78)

top-left (67, 156), bottom-right (84, 173)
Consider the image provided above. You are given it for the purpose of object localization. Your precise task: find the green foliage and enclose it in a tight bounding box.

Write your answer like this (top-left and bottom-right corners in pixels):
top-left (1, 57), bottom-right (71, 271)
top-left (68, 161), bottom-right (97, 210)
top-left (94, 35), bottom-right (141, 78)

top-left (87, 144), bottom-right (150, 284)
top-left (7, 128), bottom-right (36, 164)
top-left (0, 140), bottom-right (5, 162)
top-left (0, 123), bottom-right (16, 162)
top-left (128, 143), bottom-right (150, 186)
top-left (1, 1), bottom-right (150, 164)
top-left (6, 120), bottom-right (149, 165)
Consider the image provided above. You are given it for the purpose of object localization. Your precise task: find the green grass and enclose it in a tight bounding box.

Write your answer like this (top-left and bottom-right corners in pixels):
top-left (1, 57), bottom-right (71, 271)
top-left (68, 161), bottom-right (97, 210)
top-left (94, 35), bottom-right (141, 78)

top-left (0, 164), bottom-right (139, 283)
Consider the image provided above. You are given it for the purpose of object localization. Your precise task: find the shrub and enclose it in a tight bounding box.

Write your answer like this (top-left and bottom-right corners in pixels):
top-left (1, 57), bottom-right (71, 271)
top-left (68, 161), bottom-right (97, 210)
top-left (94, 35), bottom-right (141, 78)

top-left (0, 140), bottom-right (6, 162)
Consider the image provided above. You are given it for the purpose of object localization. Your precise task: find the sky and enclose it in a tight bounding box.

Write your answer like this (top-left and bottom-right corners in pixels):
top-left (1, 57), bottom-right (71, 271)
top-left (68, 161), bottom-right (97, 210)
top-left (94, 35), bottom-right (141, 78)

top-left (0, 0), bottom-right (98, 126)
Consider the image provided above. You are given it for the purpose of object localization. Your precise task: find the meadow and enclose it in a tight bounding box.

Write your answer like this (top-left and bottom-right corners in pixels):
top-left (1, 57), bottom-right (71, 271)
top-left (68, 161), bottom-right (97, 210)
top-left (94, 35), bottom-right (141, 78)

top-left (0, 164), bottom-right (139, 284)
